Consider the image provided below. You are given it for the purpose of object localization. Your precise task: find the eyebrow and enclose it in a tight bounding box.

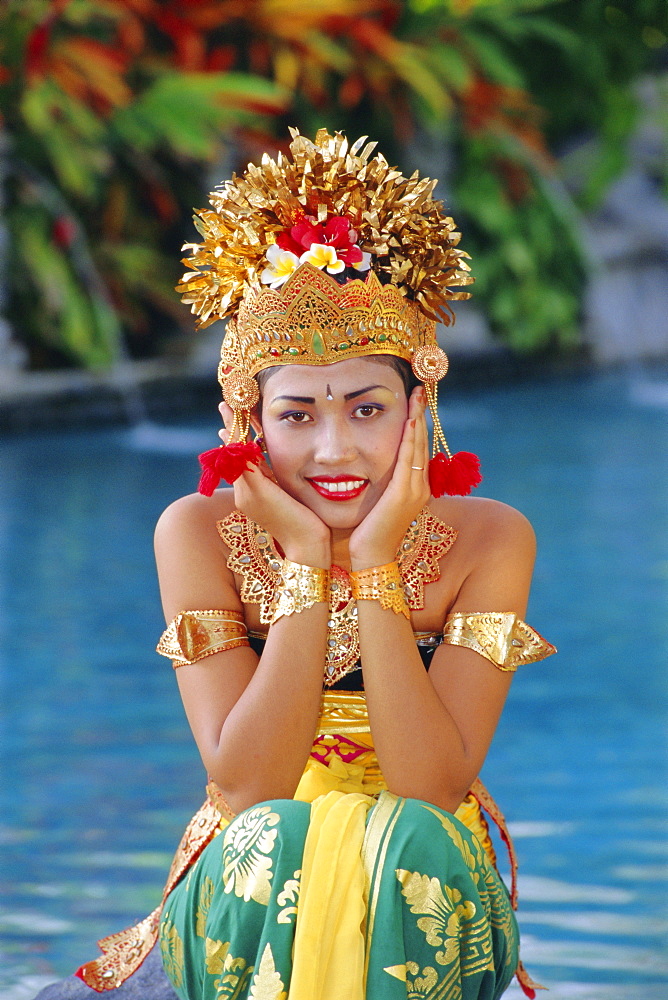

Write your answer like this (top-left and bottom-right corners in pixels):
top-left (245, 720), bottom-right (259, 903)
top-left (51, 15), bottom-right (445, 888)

top-left (270, 385), bottom-right (390, 405)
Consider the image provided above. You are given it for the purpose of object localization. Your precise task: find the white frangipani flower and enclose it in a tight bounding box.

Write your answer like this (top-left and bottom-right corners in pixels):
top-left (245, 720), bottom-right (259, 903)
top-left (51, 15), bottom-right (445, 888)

top-left (260, 244), bottom-right (300, 288)
top-left (300, 243), bottom-right (345, 274)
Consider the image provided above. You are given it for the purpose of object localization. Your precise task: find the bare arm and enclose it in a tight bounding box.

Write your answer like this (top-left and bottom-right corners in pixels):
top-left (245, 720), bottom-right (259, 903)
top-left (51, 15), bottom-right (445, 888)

top-left (155, 480), bottom-right (330, 814)
top-left (348, 388), bottom-right (536, 811)
top-left (356, 503), bottom-right (536, 812)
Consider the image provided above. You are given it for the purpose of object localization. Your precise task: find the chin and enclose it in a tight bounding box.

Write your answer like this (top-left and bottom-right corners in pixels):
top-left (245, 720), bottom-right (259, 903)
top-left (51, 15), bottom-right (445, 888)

top-left (304, 492), bottom-right (376, 531)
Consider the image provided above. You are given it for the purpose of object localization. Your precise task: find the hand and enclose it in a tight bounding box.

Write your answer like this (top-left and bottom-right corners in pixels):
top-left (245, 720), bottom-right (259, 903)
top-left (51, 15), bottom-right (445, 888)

top-left (348, 387), bottom-right (431, 570)
top-left (218, 403), bottom-right (331, 568)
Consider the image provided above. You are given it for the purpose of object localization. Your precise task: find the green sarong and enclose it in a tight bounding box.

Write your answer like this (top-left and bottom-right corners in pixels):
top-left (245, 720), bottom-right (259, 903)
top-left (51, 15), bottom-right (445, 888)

top-left (160, 789), bottom-right (518, 1000)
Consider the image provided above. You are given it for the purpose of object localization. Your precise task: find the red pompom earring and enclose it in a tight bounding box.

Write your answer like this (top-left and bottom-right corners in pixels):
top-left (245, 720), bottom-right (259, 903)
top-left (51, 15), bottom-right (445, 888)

top-left (197, 371), bottom-right (263, 496)
top-left (411, 345), bottom-right (482, 498)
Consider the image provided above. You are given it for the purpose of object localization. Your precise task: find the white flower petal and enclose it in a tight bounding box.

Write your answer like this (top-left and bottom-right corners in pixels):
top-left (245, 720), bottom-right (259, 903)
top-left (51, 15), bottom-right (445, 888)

top-left (301, 243), bottom-right (343, 272)
top-left (352, 251), bottom-right (372, 271)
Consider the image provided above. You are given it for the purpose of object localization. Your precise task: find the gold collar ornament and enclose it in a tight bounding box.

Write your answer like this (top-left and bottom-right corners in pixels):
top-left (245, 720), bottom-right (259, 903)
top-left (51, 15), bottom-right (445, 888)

top-left (218, 507), bottom-right (457, 685)
top-left (178, 128), bottom-right (482, 499)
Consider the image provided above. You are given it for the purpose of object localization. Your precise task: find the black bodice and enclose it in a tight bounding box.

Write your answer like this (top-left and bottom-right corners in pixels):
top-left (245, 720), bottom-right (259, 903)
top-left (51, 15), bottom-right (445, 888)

top-left (247, 634), bottom-right (440, 691)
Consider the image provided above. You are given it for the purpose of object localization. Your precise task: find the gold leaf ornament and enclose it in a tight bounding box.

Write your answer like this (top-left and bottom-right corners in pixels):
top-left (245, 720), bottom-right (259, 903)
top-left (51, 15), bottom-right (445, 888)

top-left (396, 868), bottom-right (477, 953)
top-left (196, 876), bottom-right (215, 938)
top-left (178, 128), bottom-right (473, 332)
top-left (406, 962), bottom-right (439, 998)
top-left (159, 918), bottom-right (184, 988)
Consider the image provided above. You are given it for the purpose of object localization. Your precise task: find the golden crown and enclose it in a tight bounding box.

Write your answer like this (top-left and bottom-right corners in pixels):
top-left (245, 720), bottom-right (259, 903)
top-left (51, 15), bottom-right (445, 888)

top-left (178, 127), bottom-right (472, 333)
top-left (179, 128), bottom-right (481, 498)
top-left (218, 264), bottom-right (435, 383)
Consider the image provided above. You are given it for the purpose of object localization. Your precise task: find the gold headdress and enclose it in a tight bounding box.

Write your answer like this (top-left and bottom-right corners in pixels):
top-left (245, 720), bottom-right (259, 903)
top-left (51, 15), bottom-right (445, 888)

top-left (178, 128), bottom-right (481, 497)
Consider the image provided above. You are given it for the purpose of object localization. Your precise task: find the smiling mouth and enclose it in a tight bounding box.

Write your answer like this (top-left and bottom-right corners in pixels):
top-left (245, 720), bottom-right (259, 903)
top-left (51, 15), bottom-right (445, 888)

top-left (307, 477), bottom-right (369, 501)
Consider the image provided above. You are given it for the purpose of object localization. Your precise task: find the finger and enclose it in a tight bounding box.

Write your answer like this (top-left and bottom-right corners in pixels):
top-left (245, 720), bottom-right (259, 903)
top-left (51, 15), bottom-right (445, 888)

top-left (218, 401), bottom-right (235, 427)
top-left (409, 389), bottom-right (429, 482)
top-left (392, 414), bottom-right (417, 489)
top-left (419, 394), bottom-right (430, 475)
top-left (249, 455), bottom-right (277, 483)
top-left (231, 460), bottom-right (266, 508)
top-left (218, 401), bottom-right (235, 443)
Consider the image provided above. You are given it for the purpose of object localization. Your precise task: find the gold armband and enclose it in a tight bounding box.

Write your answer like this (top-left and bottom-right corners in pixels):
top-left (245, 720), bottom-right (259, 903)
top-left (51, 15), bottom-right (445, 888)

top-left (157, 610), bottom-right (249, 668)
top-left (350, 562), bottom-right (410, 619)
top-left (270, 560), bottom-right (329, 624)
top-left (442, 612), bottom-right (556, 672)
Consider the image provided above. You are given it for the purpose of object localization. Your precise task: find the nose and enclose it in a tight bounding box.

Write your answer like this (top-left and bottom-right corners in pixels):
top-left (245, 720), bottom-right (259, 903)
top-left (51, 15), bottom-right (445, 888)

top-left (312, 415), bottom-right (359, 467)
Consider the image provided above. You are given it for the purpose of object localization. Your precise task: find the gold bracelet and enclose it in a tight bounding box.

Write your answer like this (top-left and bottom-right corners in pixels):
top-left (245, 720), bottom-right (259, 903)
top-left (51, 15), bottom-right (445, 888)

top-left (270, 559), bottom-right (329, 624)
top-left (156, 610), bottom-right (249, 668)
top-left (350, 561), bottom-right (410, 618)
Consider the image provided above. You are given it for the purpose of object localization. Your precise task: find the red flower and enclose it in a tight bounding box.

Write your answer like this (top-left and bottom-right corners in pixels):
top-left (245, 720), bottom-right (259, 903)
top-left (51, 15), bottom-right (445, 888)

top-left (428, 451), bottom-right (482, 497)
top-left (276, 228), bottom-right (304, 256)
top-left (197, 441), bottom-right (263, 495)
top-left (276, 214), bottom-right (363, 266)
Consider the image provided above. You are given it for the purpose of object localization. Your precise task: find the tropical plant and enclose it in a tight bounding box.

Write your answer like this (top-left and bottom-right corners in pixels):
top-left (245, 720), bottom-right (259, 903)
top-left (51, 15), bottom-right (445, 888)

top-left (2, 0), bottom-right (289, 368)
top-left (2, 0), bottom-right (665, 367)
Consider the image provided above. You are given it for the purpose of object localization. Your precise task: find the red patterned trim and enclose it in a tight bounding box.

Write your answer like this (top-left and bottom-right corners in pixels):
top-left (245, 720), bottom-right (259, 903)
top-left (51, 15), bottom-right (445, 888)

top-left (469, 778), bottom-right (547, 996)
top-left (469, 777), bottom-right (519, 909)
top-left (75, 798), bottom-right (222, 991)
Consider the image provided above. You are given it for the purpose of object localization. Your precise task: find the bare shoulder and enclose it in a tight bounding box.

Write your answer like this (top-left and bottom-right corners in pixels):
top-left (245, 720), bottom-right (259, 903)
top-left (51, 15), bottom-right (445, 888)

top-left (155, 488), bottom-right (237, 545)
top-left (154, 489), bottom-right (243, 618)
top-left (430, 495), bottom-right (536, 560)
top-left (429, 496), bottom-right (536, 612)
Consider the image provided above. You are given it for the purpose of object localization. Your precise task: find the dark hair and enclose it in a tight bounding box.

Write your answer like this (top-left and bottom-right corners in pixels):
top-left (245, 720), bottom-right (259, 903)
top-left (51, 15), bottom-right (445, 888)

top-left (255, 355), bottom-right (420, 413)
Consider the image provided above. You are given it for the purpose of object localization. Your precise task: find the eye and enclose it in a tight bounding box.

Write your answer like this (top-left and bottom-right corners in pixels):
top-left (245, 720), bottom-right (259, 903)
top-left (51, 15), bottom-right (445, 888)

top-left (354, 403), bottom-right (383, 419)
top-left (282, 410), bottom-right (313, 424)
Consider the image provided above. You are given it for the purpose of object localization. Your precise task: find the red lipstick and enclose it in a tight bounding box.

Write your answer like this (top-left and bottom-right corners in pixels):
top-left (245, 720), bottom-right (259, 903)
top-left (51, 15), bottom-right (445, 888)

top-left (307, 475), bottom-right (369, 502)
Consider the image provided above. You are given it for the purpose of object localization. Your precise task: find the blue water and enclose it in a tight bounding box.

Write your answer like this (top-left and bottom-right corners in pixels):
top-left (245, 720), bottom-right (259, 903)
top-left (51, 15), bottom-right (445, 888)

top-left (0, 370), bottom-right (666, 999)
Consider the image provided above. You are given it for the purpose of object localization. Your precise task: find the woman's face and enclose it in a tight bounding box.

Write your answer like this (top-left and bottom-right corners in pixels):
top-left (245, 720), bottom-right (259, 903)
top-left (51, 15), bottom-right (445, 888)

top-left (260, 357), bottom-right (409, 531)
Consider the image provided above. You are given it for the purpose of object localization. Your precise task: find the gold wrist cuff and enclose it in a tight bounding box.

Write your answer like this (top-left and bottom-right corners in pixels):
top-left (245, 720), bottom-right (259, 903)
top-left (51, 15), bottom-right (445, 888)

top-left (442, 612), bottom-right (556, 672)
top-left (270, 560), bottom-right (329, 624)
top-left (350, 561), bottom-right (410, 618)
top-left (157, 610), bottom-right (249, 668)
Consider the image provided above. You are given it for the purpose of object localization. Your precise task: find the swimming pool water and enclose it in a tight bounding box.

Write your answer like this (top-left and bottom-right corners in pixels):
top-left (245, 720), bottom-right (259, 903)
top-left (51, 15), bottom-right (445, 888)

top-left (0, 370), bottom-right (666, 998)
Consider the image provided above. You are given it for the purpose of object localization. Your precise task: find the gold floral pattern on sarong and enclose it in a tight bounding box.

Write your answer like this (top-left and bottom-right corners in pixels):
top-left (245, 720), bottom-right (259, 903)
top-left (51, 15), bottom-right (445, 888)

top-left (159, 916), bottom-right (184, 989)
top-left (397, 869), bottom-right (477, 965)
top-left (196, 876), bottom-right (215, 937)
top-left (222, 805), bottom-right (280, 905)
top-left (423, 806), bottom-right (516, 970)
top-left (205, 938), bottom-right (253, 998)
top-left (248, 943), bottom-right (287, 1000)
top-left (276, 869), bottom-right (301, 924)
top-left (406, 962), bottom-right (439, 998)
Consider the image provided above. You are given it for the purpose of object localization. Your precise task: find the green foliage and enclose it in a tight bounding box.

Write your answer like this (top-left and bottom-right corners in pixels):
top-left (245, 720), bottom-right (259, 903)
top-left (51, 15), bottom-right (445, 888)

top-left (112, 74), bottom-right (289, 159)
top-left (396, 0), bottom-right (664, 351)
top-left (10, 200), bottom-right (121, 367)
top-left (453, 136), bottom-right (586, 350)
top-left (1, 1), bottom-right (289, 368)
top-left (2, 0), bottom-right (664, 368)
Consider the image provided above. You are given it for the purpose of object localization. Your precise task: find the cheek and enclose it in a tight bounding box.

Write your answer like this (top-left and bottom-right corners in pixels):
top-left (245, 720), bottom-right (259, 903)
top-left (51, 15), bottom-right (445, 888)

top-left (369, 417), bottom-right (405, 473)
top-left (261, 424), bottom-right (302, 480)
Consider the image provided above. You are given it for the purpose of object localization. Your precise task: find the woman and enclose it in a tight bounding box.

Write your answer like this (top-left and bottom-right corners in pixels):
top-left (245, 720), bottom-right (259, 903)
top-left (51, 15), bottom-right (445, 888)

top-left (76, 129), bottom-right (554, 1000)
